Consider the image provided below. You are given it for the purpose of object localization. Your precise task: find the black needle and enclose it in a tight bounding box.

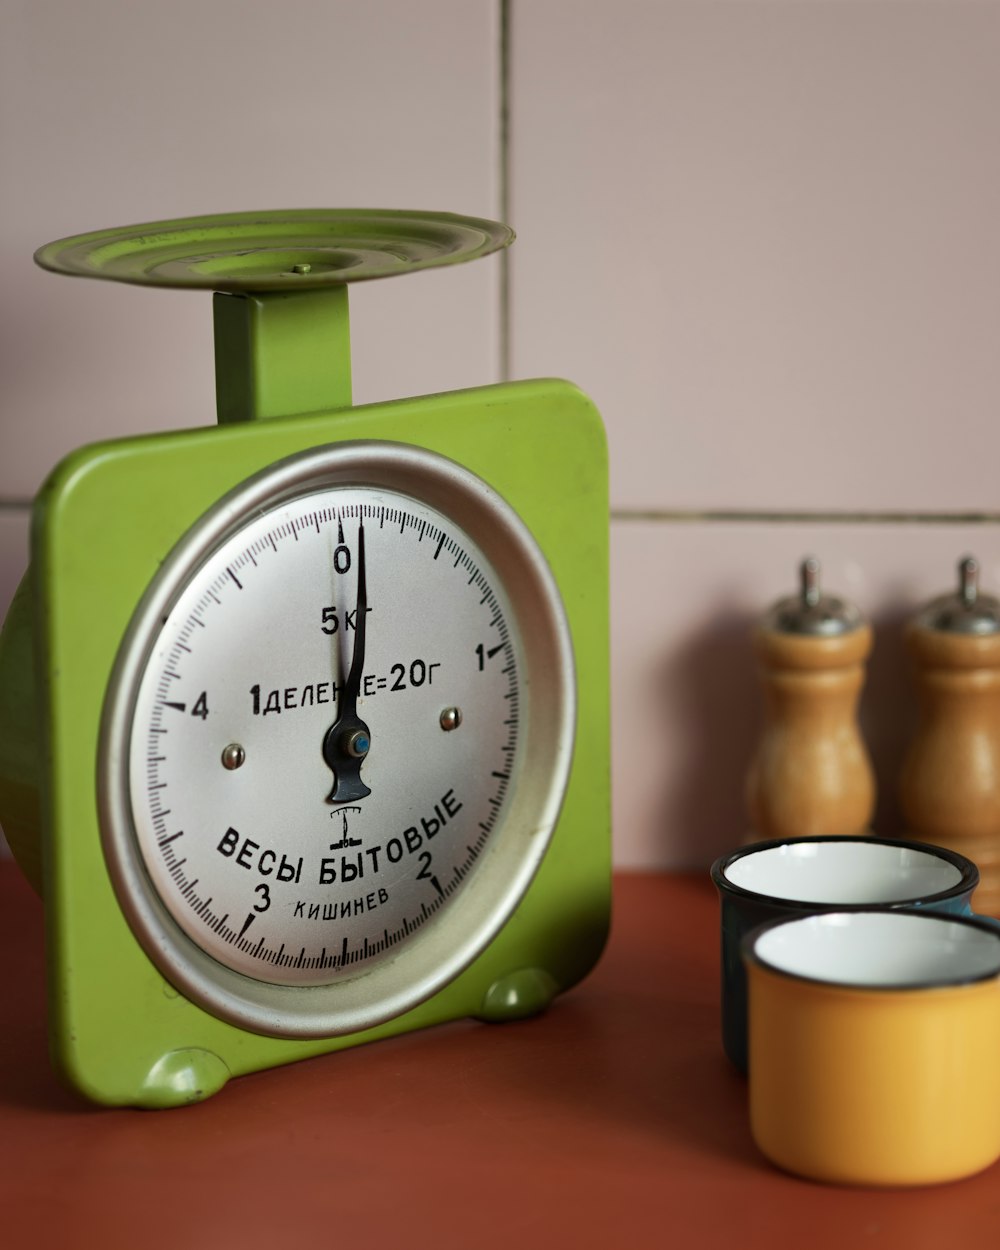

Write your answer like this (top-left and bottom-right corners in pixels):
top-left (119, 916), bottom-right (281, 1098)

top-left (322, 521), bottom-right (371, 802)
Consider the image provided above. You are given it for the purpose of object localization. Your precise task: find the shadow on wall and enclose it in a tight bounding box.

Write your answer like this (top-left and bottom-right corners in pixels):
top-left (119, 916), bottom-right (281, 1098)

top-left (651, 609), bottom-right (760, 868)
top-left (861, 603), bottom-right (918, 840)
top-left (650, 603), bottom-right (924, 868)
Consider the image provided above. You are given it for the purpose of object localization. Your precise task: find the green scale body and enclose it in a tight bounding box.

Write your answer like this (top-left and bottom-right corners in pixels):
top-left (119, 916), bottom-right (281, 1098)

top-left (0, 211), bottom-right (610, 1107)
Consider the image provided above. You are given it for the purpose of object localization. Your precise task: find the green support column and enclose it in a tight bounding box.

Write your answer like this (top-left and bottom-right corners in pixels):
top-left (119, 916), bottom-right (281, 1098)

top-left (213, 284), bottom-right (352, 424)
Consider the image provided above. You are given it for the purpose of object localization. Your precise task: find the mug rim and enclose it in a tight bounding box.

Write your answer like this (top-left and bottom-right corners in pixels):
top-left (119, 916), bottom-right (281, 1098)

top-left (710, 835), bottom-right (978, 910)
top-left (742, 907), bottom-right (1000, 993)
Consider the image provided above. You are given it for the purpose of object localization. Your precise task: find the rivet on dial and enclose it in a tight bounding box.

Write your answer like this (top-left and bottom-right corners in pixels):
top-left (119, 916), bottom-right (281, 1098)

top-left (221, 743), bottom-right (246, 771)
top-left (342, 729), bottom-right (370, 759)
top-left (439, 707), bottom-right (463, 732)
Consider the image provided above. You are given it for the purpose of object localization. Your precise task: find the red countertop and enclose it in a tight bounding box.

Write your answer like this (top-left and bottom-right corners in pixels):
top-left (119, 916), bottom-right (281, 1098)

top-left (1, 862), bottom-right (997, 1248)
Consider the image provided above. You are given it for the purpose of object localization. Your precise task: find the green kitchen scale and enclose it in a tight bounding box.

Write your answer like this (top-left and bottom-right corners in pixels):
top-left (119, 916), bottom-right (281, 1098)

top-left (0, 209), bottom-right (610, 1106)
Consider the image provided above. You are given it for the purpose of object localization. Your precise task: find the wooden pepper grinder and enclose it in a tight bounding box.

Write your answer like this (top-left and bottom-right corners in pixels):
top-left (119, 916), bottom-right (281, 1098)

top-left (745, 557), bottom-right (876, 842)
top-left (900, 556), bottom-right (1000, 915)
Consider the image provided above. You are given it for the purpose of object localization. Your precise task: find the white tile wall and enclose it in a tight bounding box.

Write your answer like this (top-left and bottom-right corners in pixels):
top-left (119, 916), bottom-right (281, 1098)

top-left (4, 2), bottom-right (1000, 871)
top-left (509, 1), bottom-right (1000, 513)
top-left (0, 0), bottom-right (502, 497)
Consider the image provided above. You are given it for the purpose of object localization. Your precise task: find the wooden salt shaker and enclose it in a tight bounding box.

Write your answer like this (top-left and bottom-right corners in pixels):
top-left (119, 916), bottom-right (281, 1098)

top-left (745, 558), bottom-right (875, 842)
top-left (900, 557), bottom-right (1000, 915)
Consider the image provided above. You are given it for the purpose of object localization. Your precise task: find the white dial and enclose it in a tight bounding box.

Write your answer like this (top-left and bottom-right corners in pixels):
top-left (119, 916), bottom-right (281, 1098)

top-left (132, 486), bottom-right (517, 984)
top-left (100, 443), bottom-right (574, 1038)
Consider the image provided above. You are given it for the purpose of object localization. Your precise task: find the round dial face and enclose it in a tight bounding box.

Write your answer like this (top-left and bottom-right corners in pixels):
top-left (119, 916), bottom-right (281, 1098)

top-left (100, 443), bottom-right (574, 1038)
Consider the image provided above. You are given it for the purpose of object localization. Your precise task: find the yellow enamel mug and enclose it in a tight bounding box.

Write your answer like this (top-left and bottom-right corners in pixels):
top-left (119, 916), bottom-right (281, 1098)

top-left (744, 910), bottom-right (1000, 1186)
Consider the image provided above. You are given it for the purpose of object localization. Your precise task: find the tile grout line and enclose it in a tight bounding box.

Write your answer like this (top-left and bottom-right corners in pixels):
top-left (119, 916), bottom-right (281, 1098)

top-left (612, 508), bottom-right (1000, 525)
top-left (6, 499), bottom-right (997, 525)
top-left (498, 0), bottom-right (512, 384)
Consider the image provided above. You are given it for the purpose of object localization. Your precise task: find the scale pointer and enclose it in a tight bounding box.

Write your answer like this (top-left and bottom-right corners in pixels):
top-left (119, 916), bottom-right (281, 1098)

top-left (322, 521), bottom-right (372, 802)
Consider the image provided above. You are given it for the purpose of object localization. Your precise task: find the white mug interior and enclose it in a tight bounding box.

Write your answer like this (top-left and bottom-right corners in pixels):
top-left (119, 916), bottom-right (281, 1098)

top-left (725, 840), bottom-right (962, 904)
top-left (752, 911), bottom-right (1000, 987)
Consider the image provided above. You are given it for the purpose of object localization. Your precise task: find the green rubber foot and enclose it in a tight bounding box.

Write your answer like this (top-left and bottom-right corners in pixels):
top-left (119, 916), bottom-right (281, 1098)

top-left (139, 1048), bottom-right (231, 1108)
top-left (476, 967), bottom-right (559, 1022)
